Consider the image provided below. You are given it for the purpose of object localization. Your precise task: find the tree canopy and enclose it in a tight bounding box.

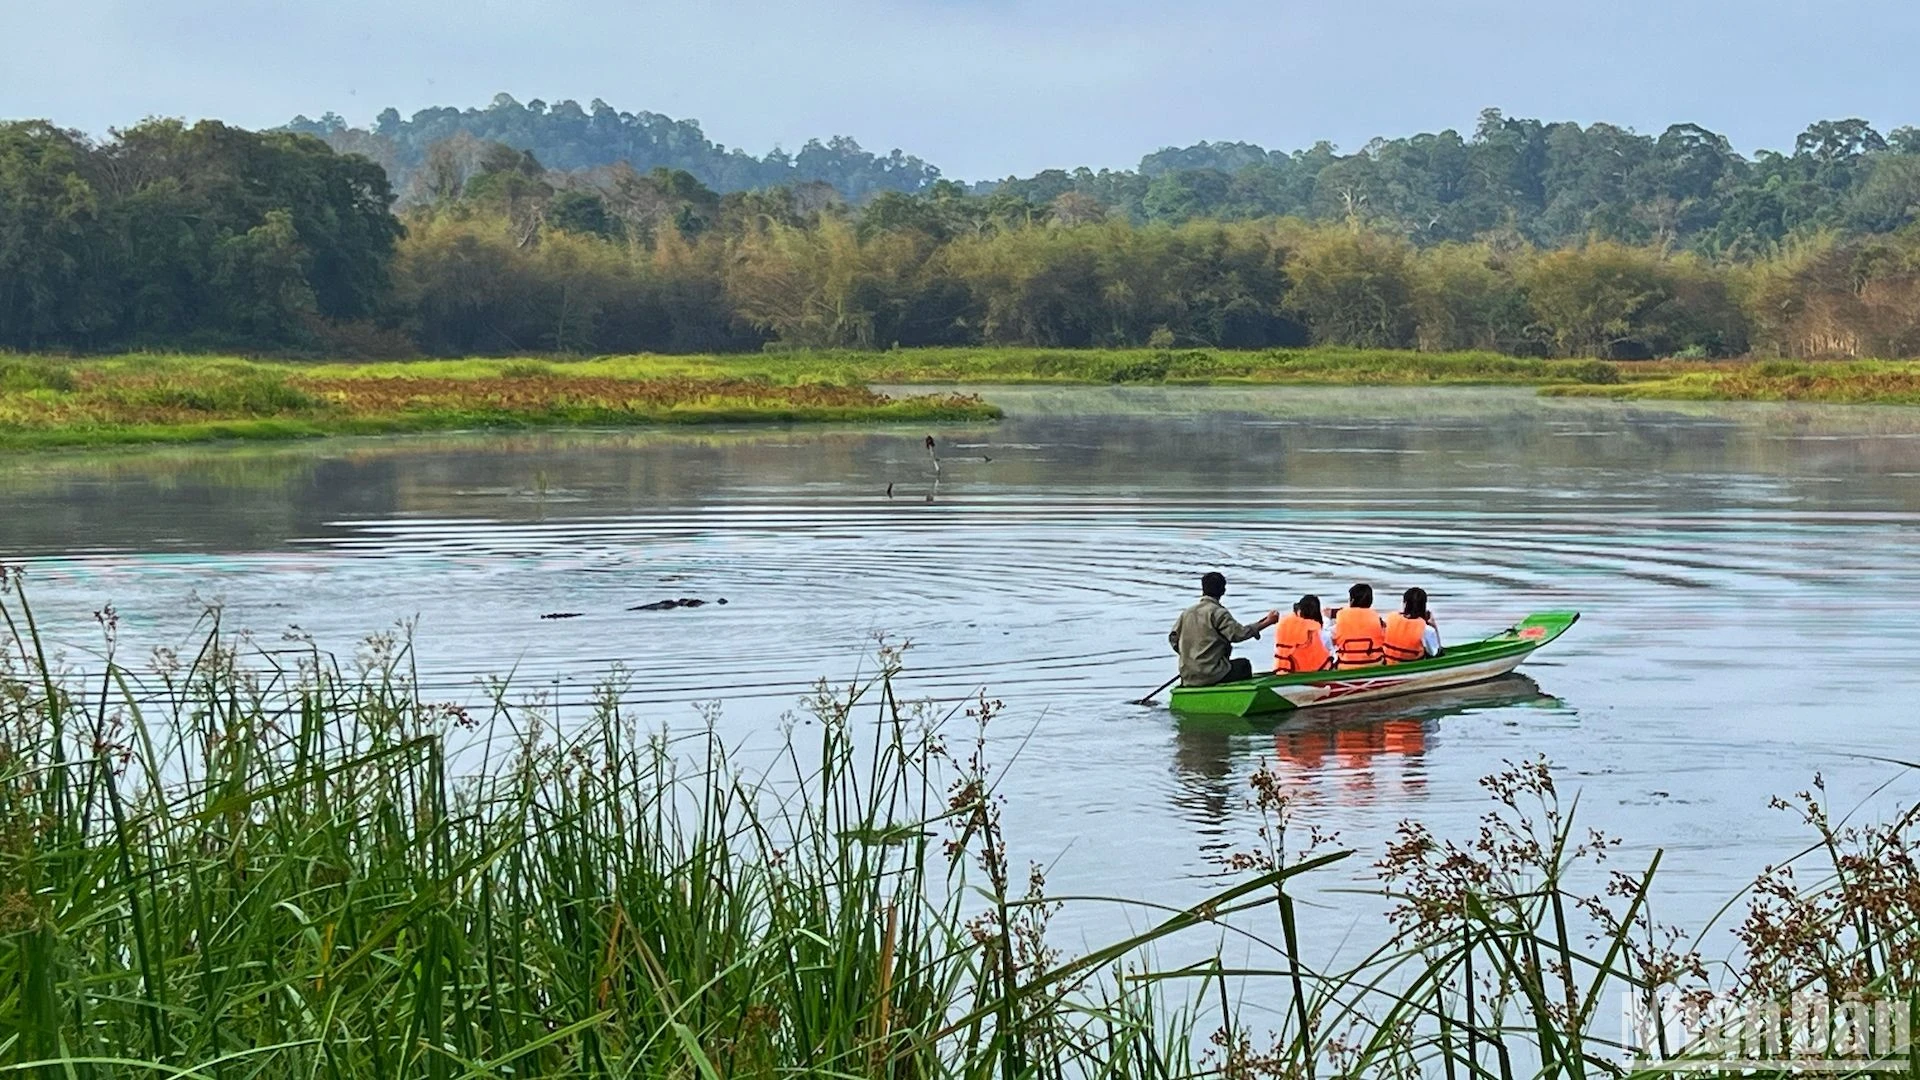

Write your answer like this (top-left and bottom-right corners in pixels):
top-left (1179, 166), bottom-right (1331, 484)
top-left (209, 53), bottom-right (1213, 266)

top-left (9, 102), bottom-right (1920, 359)
top-left (289, 95), bottom-right (1920, 255)
top-left (989, 109), bottom-right (1920, 255)
top-left (0, 119), bottom-right (400, 351)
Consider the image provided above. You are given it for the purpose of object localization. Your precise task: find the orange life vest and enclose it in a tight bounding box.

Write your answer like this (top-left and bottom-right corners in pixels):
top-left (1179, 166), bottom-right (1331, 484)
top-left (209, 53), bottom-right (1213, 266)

top-left (1382, 613), bottom-right (1431, 664)
top-left (1333, 607), bottom-right (1386, 668)
top-left (1272, 614), bottom-right (1332, 674)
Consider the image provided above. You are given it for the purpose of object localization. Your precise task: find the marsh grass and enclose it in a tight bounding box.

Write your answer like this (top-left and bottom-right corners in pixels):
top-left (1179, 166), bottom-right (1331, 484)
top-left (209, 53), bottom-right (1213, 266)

top-left (443, 348), bottom-right (1640, 387)
top-left (0, 576), bottom-right (1219, 1078)
top-left (0, 360), bottom-right (77, 395)
top-left (1545, 360), bottom-right (1920, 405)
top-left (0, 354), bottom-right (997, 449)
top-left (15, 350), bottom-right (1920, 449)
top-left (1, 572), bottom-right (1916, 1078)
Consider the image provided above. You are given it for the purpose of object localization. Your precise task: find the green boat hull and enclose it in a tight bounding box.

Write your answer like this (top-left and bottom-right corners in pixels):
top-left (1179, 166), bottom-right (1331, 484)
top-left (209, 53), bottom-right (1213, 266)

top-left (1168, 611), bottom-right (1579, 718)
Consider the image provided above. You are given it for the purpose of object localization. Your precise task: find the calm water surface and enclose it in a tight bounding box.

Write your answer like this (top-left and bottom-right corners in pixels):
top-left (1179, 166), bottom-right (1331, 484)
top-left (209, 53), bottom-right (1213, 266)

top-left (5, 386), bottom-right (1919, 964)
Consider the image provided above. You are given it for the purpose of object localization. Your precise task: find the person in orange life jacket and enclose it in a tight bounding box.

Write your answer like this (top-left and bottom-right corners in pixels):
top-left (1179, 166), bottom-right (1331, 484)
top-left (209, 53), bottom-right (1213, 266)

top-left (1272, 594), bottom-right (1335, 674)
top-left (1330, 583), bottom-right (1388, 668)
top-left (1382, 587), bottom-right (1442, 664)
top-left (1169, 571), bottom-right (1279, 686)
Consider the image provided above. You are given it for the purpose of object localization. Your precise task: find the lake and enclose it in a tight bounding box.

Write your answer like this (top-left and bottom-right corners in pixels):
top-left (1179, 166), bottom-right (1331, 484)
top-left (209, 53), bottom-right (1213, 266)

top-left (5, 385), bottom-right (1918, 965)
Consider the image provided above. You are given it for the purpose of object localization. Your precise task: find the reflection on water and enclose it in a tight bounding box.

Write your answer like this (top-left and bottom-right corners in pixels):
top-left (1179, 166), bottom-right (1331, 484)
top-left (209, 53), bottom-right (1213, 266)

top-left (5, 386), bottom-right (1920, 949)
top-left (1170, 675), bottom-right (1556, 852)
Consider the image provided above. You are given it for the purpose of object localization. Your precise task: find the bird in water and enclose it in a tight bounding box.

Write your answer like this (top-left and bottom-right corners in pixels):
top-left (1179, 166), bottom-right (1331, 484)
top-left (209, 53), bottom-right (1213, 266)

top-left (929, 434), bottom-right (991, 463)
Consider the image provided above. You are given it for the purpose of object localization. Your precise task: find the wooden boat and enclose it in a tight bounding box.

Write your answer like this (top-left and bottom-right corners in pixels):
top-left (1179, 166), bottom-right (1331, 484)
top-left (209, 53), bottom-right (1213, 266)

top-left (1168, 611), bottom-right (1579, 718)
top-left (1173, 673), bottom-right (1560, 736)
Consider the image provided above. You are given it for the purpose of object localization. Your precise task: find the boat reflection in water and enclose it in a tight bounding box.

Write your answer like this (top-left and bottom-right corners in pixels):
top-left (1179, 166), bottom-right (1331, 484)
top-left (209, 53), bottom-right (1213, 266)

top-left (1169, 675), bottom-right (1563, 844)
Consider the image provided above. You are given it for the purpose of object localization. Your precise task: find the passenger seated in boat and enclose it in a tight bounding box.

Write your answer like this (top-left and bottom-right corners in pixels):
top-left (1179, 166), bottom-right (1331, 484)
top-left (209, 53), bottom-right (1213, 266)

top-left (1382, 587), bottom-right (1442, 664)
top-left (1332, 583), bottom-right (1387, 668)
top-left (1272, 595), bottom-right (1335, 674)
top-left (1170, 571), bottom-right (1279, 687)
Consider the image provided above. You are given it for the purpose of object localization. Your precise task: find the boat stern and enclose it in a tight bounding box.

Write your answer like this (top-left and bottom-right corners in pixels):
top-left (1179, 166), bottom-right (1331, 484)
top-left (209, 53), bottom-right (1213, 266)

top-left (1167, 679), bottom-right (1296, 718)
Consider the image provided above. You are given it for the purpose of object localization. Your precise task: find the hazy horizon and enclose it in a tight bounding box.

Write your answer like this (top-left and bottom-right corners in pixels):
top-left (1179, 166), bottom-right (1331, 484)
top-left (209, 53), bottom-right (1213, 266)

top-left (6, 0), bottom-right (1919, 179)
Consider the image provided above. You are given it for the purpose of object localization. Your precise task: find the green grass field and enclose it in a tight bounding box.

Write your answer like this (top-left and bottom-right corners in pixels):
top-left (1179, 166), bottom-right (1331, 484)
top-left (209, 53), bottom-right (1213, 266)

top-left (0, 353), bottom-right (998, 449)
top-left (1540, 359), bottom-right (1920, 405)
top-left (362, 347), bottom-right (1636, 386)
top-left (5, 350), bottom-right (1920, 450)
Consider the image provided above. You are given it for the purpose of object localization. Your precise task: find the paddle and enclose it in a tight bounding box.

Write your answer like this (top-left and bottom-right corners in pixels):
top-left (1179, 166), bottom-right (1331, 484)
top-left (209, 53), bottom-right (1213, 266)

top-left (1133, 674), bottom-right (1180, 706)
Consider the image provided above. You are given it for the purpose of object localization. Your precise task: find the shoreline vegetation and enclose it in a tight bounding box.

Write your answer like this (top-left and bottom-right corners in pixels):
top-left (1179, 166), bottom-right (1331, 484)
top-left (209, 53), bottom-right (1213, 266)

top-left (1539, 359), bottom-right (1920, 405)
top-left (11, 115), bottom-right (1920, 371)
top-left (0, 353), bottom-right (999, 450)
top-left (2, 575), bottom-right (1916, 1076)
top-left (8, 350), bottom-right (1920, 449)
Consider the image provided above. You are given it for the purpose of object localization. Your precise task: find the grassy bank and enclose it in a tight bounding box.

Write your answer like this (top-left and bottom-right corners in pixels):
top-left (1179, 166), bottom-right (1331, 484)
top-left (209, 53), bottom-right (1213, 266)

top-left (0, 348), bottom-right (1635, 450)
top-left (1542, 359), bottom-right (1920, 405)
top-left (0, 354), bottom-right (997, 449)
top-left (352, 349), bottom-right (1920, 406)
top-left (323, 346), bottom-right (1676, 387)
top-left (598, 348), bottom-right (1920, 404)
top-left (468, 347), bottom-right (1645, 386)
top-left (10, 350), bottom-right (1920, 450)
top-left (2, 575), bottom-right (1916, 1077)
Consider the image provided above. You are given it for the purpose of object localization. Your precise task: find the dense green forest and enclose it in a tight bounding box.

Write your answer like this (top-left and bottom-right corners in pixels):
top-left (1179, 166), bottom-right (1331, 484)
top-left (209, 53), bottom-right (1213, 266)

top-left (995, 113), bottom-right (1920, 254)
top-left (295, 96), bottom-right (1920, 254)
top-left (6, 103), bottom-right (1920, 358)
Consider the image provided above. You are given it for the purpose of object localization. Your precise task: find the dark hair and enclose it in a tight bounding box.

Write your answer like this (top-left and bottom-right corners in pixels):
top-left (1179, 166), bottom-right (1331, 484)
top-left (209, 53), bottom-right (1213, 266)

top-left (1201, 571), bottom-right (1226, 598)
top-left (1349, 582), bottom-right (1373, 608)
top-left (1402, 587), bottom-right (1429, 620)
top-left (1294, 594), bottom-right (1323, 622)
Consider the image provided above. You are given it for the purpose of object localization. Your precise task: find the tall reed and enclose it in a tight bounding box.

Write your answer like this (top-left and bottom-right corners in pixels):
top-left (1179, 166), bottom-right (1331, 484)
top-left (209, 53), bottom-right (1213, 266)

top-left (0, 574), bottom-right (1222, 1078)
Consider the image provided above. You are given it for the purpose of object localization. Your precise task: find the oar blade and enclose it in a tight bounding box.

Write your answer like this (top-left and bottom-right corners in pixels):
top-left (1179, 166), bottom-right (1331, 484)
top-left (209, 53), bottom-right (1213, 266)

top-left (1133, 674), bottom-right (1180, 706)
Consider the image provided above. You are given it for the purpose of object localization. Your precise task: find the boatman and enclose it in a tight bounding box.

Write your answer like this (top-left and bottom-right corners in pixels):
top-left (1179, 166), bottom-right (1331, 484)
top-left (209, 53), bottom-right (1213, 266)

top-left (1170, 572), bottom-right (1279, 686)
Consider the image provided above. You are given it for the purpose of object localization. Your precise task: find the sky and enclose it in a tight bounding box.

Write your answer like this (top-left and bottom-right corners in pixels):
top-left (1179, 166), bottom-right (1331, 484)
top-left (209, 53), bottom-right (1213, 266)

top-left (5, 0), bottom-right (1919, 179)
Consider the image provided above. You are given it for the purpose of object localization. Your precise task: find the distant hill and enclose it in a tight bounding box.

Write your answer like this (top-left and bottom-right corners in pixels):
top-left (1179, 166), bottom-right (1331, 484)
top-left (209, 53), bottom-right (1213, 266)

top-left (286, 93), bottom-right (942, 204)
top-left (292, 97), bottom-right (1920, 255)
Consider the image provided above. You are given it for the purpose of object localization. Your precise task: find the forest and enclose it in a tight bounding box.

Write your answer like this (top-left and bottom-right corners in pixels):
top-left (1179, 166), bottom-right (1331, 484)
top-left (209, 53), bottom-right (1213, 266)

top-left (294, 96), bottom-right (1920, 254)
top-left (286, 94), bottom-right (942, 203)
top-left (5, 101), bottom-right (1920, 359)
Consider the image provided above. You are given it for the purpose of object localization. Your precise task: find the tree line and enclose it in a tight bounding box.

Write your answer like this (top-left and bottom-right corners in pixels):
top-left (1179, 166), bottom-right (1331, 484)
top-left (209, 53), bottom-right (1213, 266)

top-left (287, 94), bottom-right (941, 205)
top-left (0, 119), bottom-right (400, 353)
top-left (295, 96), bottom-right (1920, 255)
top-left (4, 112), bottom-right (1919, 358)
top-left (996, 112), bottom-right (1920, 255)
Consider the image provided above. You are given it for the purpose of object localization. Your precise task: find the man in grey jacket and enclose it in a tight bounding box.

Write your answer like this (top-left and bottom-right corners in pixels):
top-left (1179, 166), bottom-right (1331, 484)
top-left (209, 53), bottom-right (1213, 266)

top-left (1169, 572), bottom-right (1278, 686)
